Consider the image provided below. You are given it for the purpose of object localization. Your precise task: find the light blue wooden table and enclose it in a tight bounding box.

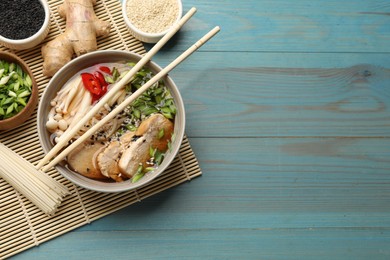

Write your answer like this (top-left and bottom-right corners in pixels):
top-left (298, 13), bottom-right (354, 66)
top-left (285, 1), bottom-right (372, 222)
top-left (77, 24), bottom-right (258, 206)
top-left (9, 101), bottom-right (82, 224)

top-left (12, 0), bottom-right (390, 259)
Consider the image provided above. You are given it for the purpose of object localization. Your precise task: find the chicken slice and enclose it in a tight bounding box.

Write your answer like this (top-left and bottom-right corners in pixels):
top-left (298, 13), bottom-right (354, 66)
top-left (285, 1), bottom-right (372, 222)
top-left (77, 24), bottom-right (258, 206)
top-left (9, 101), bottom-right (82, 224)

top-left (118, 135), bottom-right (150, 178)
top-left (118, 114), bottom-right (174, 178)
top-left (67, 141), bottom-right (107, 180)
top-left (97, 131), bottom-right (135, 182)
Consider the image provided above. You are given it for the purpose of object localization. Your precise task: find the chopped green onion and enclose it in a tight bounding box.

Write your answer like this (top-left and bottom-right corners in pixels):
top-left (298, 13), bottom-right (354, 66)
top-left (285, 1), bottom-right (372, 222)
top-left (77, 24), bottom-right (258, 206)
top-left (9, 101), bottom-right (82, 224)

top-left (158, 128), bottom-right (164, 139)
top-left (131, 164), bottom-right (144, 183)
top-left (0, 59), bottom-right (32, 120)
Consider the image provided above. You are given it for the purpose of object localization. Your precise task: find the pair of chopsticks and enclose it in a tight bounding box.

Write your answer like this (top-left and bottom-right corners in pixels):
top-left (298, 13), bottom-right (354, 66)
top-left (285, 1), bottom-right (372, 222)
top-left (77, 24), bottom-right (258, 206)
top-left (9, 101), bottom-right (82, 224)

top-left (37, 7), bottom-right (220, 172)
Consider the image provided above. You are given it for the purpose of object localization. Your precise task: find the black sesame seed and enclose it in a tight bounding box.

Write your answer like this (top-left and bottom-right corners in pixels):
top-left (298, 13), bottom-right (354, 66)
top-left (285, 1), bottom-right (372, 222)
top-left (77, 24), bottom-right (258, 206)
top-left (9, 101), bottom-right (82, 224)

top-left (132, 135), bottom-right (141, 142)
top-left (0, 0), bottom-right (45, 39)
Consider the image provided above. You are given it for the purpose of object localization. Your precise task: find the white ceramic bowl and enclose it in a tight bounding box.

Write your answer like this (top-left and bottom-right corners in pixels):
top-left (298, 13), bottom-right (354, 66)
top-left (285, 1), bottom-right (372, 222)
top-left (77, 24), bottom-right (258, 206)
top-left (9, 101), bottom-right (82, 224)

top-left (122, 0), bottom-right (182, 43)
top-left (0, 0), bottom-right (50, 50)
top-left (37, 50), bottom-right (185, 193)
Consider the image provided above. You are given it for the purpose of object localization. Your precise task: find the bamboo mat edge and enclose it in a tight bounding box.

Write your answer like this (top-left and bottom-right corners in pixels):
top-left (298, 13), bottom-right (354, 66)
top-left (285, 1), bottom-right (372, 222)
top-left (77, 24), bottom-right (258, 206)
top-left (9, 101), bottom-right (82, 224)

top-left (0, 0), bottom-right (202, 259)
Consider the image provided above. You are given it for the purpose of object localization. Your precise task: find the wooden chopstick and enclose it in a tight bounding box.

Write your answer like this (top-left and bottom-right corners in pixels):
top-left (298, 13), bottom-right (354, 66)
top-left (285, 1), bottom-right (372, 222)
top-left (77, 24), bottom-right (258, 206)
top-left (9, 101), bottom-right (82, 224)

top-left (36, 7), bottom-right (197, 170)
top-left (41, 26), bottom-right (220, 172)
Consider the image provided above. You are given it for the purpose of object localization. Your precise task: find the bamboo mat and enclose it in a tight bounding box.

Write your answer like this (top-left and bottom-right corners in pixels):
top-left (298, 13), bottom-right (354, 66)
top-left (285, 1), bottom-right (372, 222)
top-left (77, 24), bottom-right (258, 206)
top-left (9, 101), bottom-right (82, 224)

top-left (0, 0), bottom-right (202, 258)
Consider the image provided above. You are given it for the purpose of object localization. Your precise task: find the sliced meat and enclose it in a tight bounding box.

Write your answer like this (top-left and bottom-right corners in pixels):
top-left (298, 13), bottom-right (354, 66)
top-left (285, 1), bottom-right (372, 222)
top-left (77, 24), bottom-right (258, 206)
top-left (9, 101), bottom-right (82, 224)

top-left (120, 130), bottom-right (137, 145)
top-left (119, 114), bottom-right (174, 178)
top-left (97, 141), bottom-right (123, 182)
top-left (118, 135), bottom-right (150, 178)
top-left (67, 141), bottom-right (108, 180)
top-left (135, 113), bottom-right (174, 151)
top-left (97, 131), bottom-right (135, 182)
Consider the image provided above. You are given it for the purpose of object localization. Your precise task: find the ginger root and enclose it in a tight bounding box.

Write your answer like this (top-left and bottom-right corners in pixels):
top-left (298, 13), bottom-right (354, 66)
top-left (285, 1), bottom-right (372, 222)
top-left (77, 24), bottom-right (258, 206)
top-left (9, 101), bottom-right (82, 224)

top-left (41, 0), bottom-right (111, 77)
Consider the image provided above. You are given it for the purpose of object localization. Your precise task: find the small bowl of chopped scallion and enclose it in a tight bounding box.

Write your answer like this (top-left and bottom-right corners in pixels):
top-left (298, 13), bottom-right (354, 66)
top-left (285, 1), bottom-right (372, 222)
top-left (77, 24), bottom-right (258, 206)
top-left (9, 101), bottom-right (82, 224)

top-left (0, 52), bottom-right (38, 131)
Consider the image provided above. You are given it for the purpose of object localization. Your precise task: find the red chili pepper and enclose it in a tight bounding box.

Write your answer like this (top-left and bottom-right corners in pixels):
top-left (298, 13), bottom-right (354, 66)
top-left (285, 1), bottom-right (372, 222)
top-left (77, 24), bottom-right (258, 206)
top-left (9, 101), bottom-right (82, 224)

top-left (81, 73), bottom-right (102, 96)
top-left (94, 71), bottom-right (108, 87)
top-left (99, 66), bottom-right (111, 75)
top-left (94, 71), bottom-right (108, 96)
top-left (81, 69), bottom-right (112, 104)
top-left (91, 94), bottom-right (100, 104)
top-left (101, 84), bottom-right (108, 96)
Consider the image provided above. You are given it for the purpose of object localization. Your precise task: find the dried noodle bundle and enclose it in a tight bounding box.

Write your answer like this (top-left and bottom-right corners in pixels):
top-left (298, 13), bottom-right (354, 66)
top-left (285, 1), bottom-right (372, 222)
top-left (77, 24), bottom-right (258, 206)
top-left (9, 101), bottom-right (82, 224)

top-left (0, 143), bottom-right (69, 215)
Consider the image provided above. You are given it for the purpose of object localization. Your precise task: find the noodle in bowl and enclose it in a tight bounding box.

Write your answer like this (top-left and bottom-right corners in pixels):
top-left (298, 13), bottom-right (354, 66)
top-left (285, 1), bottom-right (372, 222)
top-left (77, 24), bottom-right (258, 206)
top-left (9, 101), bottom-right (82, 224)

top-left (37, 50), bottom-right (185, 193)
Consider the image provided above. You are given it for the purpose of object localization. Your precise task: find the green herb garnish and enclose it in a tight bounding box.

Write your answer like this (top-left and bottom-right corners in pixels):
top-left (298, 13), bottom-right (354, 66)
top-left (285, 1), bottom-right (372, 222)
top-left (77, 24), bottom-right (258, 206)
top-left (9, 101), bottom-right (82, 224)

top-left (123, 67), bottom-right (177, 128)
top-left (0, 60), bottom-right (32, 120)
top-left (131, 164), bottom-right (145, 183)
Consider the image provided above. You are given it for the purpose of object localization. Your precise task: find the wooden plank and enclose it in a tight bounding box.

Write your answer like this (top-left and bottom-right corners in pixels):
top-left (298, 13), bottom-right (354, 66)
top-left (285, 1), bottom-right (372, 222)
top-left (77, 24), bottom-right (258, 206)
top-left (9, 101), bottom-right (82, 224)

top-left (150, 52), bottom-right (390, 137)
top-left (6, 136), bottom-right (383, 233)
top-left (163, 0), bottom-right (390, 53)
top-left (6, 0), bottom-right (390, 259)
top-left (10, 229), bottom-right (390, 259)
top-left (9, 137), bottom-right (389, 259)
top-left (72, 137), bottom-right (390, 231)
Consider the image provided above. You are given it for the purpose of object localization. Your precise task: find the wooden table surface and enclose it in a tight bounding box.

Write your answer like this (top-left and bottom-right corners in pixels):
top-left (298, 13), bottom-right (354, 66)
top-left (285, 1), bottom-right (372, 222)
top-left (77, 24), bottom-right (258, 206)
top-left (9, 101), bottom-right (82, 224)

top-left (11, 0), bottom-right (390, 259)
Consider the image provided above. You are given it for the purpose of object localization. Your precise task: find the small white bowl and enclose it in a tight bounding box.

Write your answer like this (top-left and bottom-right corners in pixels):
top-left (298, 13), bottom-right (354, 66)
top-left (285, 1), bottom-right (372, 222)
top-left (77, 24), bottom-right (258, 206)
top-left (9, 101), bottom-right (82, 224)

top-left (122, 0), bottom-right (182, 43)
top-left (0, 0), bottom-right (50, 50)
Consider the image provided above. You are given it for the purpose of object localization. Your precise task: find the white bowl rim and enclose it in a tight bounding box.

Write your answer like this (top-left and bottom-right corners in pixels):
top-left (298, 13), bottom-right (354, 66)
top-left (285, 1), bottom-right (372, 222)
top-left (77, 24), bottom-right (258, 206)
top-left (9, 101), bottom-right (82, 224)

top-left (121, 0), bottom-right (183, 38)
top-left (37, 50), bottom-right (186, 193)
top-left (0, 0), bottom-right (50, 44)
